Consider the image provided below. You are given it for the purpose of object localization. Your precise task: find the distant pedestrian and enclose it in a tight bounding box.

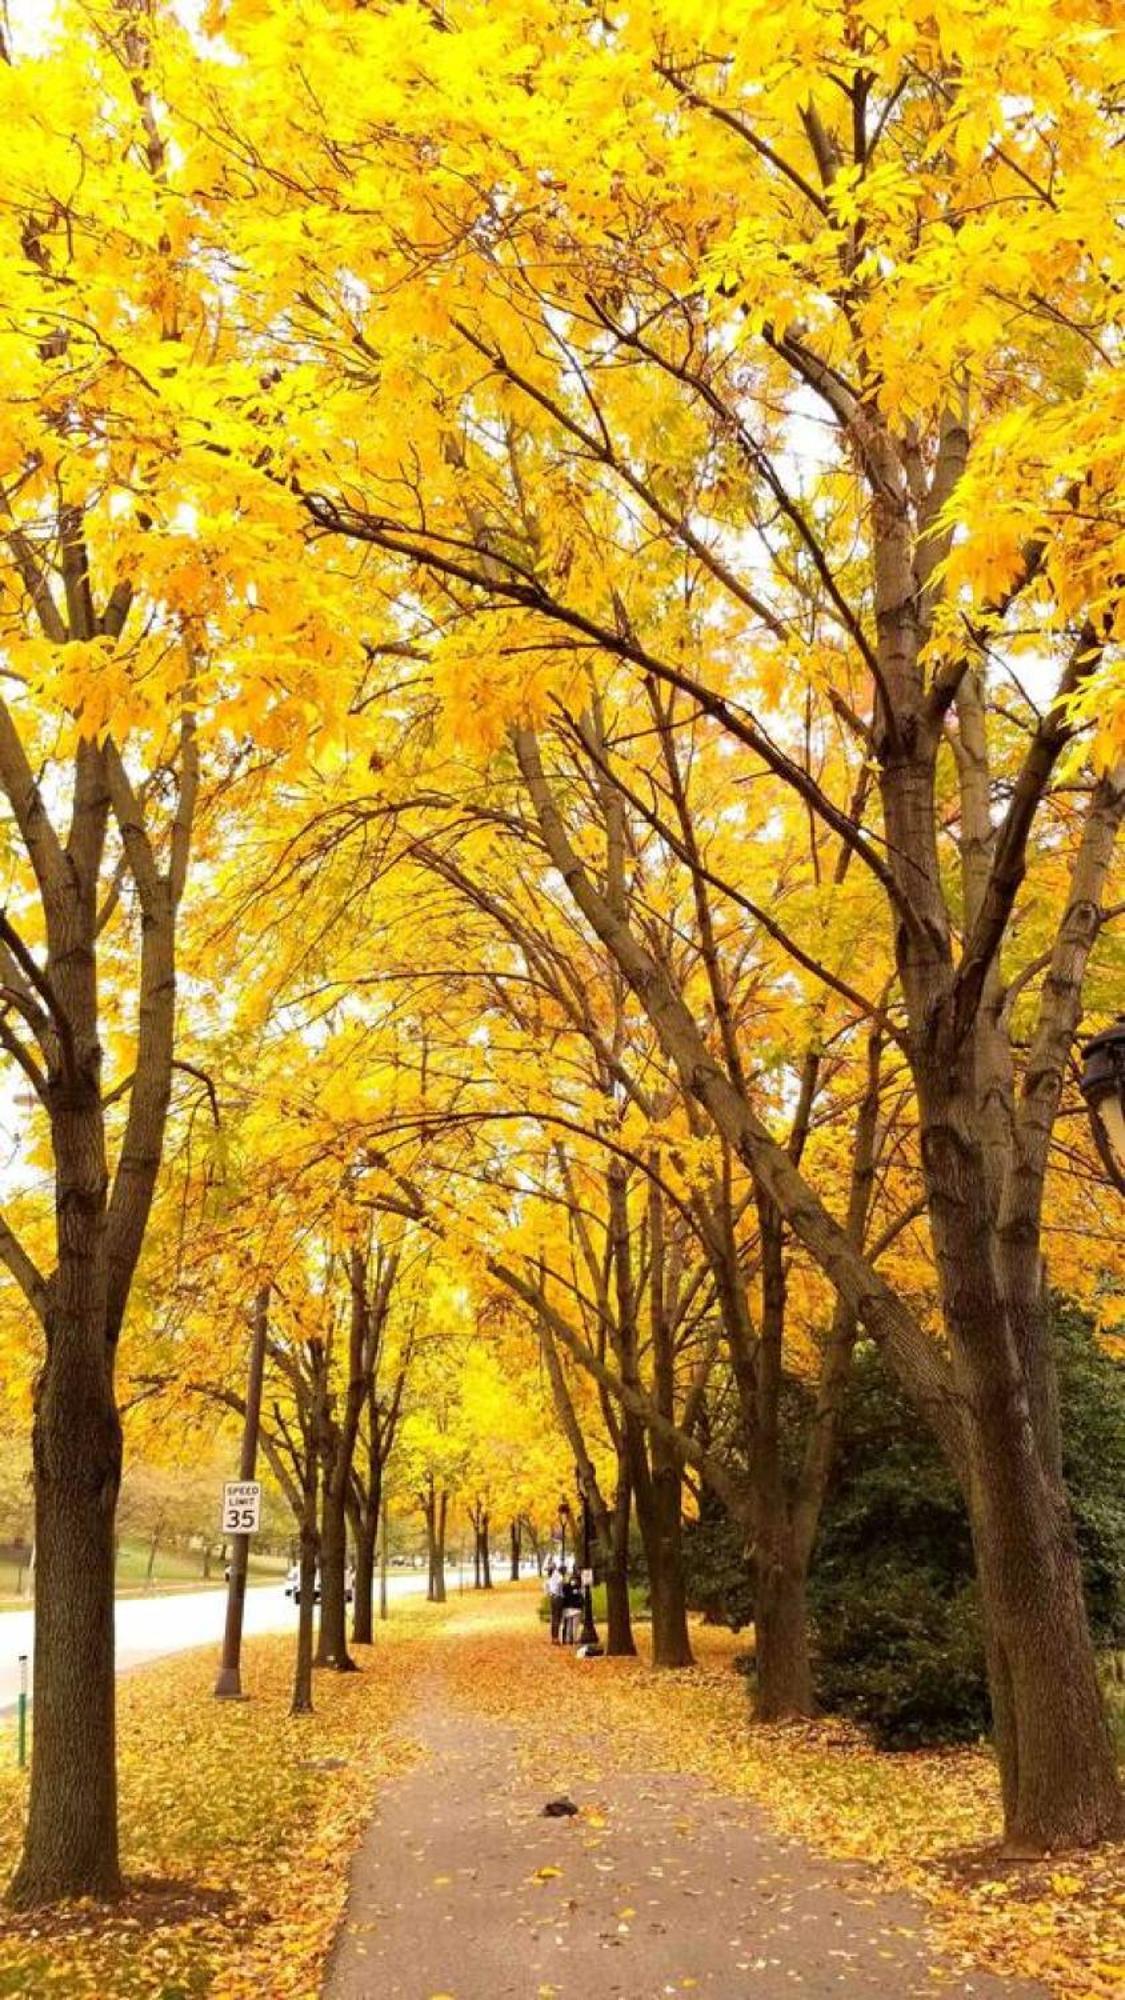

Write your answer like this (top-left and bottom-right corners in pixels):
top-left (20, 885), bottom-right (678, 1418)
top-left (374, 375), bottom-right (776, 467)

top-left (546, 1561), bottom-right (564, 1643)
top-left (560, 1567), bottom-right (583, 1645)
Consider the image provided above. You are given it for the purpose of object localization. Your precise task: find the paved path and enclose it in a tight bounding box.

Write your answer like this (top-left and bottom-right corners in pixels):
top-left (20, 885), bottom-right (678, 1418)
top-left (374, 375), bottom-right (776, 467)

top-left (325, 1680), bottom-right (1045, 2000)
top-left (0, 1571), bottom-right (434, 1709)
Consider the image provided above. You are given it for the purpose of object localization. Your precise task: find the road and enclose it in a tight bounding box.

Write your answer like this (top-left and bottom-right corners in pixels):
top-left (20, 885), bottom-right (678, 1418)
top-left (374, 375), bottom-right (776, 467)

top-left (0, 1569), bottom-right (438, 1710)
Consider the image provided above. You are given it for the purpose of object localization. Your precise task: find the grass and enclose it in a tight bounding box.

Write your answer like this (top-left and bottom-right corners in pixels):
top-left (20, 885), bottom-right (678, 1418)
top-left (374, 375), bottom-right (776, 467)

top-left (0, 1541), bottom-right (287, 1609)
top-left (0, 1597), bottom-right (449, 1998)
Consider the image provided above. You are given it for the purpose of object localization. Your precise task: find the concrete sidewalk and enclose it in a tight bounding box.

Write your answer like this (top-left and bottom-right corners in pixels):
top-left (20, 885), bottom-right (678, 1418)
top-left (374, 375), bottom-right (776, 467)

top-left (324, 1690), bottom-right (1046, 2000)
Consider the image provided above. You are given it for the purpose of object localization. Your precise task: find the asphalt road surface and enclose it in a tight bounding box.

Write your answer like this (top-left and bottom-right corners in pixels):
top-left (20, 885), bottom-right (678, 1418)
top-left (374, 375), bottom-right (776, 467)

top-left (0, 1569), bottom-right (435, 1710)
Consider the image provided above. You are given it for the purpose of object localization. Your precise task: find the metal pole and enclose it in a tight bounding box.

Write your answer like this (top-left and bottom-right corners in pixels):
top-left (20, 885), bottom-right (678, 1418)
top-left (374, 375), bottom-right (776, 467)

top-left (378, 1492), bottom-right (389, 1621)
top-left (214, 1286), bottom-right (268, 1698)
top-left (17, 1653), bottom-right (27, 1769)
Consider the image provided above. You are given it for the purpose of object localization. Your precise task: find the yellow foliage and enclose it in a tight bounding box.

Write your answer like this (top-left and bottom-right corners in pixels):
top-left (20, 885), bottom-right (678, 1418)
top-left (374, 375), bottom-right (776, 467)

top-left (0, 1607), bottom-right (450, 1998)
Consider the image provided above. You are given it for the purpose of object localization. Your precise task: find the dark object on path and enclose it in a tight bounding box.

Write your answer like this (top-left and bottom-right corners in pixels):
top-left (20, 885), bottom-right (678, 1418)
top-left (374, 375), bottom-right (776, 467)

top-left (541, 1797), bottom-right (579, 1818)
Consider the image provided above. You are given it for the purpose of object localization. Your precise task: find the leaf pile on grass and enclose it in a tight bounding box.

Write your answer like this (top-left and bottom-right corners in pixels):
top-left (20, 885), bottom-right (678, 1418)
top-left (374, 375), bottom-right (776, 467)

top-left (0, 1600), bottom-right (447, 1999)
top-left (437, 1590), bottom-right (1125, 2000)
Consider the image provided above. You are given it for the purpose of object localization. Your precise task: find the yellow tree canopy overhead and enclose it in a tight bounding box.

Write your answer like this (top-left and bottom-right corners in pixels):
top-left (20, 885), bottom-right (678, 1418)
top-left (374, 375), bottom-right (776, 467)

top-left (182, 0), bottom-right (1125, 743)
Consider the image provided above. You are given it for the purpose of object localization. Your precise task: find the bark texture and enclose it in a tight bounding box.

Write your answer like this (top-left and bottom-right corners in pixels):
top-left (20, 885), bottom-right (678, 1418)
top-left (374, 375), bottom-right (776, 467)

top-left (2, 682), bottom-right (196, 1904)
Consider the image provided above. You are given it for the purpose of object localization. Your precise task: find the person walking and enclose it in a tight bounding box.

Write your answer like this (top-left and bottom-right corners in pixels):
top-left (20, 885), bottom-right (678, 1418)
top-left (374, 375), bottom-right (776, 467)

top-left (546, 1560), bottom-right (564, 1644)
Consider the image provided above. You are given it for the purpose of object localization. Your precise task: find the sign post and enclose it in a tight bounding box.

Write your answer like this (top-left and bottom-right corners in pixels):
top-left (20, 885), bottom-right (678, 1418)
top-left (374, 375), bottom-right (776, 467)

top-left (214, 1287), bottom-right (269, 1700)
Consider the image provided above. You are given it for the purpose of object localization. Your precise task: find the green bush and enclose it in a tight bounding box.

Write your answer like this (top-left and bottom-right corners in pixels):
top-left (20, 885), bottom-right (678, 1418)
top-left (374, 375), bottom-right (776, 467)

top-left (810, 1297), bottom-right (1125, 1748)
top-left (682, 1494), bottom-right (754, 1632)
top-left (684, 1298), bottom-right (1125, 1750)
top-left (814, 1574), bottom-right (989, 1749)
top-left (807, 1354), bottom-right (986, 1747)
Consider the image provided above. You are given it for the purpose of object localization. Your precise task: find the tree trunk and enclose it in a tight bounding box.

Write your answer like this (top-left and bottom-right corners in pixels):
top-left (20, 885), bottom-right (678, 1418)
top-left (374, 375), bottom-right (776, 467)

top-left (432, 1491), bottom-right (448, 1604)
top-left (966, 1407), bottom-right (1120, 1848)
top-left (744, 1194), bottom-right (816, 1719)
top-left (481, 1515), bottom-right (492, 1589)
top-left (754, 1541), bottom-right (815, 1721)
top-left (379, 1494), bottom-right (389, 1621)
top-left (9, 1329), bottom-right (123, 1906)
top-left (913, 1020), bottom-right (1122, 1844)
top-left (604, 1474), bottom-right (636, 1658)
top-left (316, 1481), bottom-right (355, 1671)
top-left (290, 1512), bottom-right (319, 1717)
top-left (424, 1492), bottom-right (438, 1601)
top-left (145, 1522), bottom-right (160, 1586)
top-left (644, 1462), bottom-right (693, 1668)
top-left (351, 1512), bottom-right (377, 1647)
top-left (509, 1518), bottom-right (520, 1581)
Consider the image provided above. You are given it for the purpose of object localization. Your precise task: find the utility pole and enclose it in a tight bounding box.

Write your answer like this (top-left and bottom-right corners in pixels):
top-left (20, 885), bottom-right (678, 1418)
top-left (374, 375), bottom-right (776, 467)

top-left (214, 1286), bottom-right (269, 1699)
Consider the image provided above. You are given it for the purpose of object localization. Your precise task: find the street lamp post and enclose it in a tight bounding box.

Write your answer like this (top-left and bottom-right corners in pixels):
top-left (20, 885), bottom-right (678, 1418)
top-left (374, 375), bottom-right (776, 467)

top-left (558, 1496), bottom-right (571, 1571)
top-left (577, 1469), bottom-right (599, 1650)
top-left (1081, 1018), bottom-right (1125, 1192)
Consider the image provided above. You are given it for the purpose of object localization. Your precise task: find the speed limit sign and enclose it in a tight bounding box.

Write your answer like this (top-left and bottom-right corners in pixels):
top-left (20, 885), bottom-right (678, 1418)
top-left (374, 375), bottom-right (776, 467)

top-left (221, 1480), bottom-right (262, 1534)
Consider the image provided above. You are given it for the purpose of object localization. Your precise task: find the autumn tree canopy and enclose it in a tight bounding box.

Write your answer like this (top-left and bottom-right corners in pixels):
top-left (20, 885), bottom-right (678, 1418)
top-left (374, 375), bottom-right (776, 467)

top-left (1, 0), bottom-right (1125, 1908)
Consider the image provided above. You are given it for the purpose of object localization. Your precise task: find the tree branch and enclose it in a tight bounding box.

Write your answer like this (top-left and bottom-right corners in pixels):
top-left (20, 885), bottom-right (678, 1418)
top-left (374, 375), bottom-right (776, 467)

top-left (512, 722), bottom-right (964, 1473)
top-left (950, 625), bottom-right (1101, 1043)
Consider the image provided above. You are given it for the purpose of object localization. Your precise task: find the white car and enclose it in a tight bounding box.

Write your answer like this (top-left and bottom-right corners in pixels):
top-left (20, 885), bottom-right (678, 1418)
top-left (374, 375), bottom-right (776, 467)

top-left (284, 1563), bottom-right (354, 1605)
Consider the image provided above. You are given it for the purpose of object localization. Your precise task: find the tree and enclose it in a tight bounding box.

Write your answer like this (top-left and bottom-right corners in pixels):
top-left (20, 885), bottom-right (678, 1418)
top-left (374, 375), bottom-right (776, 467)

top-left (0, 0), bottom-right (375, 1898)
top-left (205, 0), bottom-right (1125, 1847)
top-left (313, 1242), bottom-right (400, 1671)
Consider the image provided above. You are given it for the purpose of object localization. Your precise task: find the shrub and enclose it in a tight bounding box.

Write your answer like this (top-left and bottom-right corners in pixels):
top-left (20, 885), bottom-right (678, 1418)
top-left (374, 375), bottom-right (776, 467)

top-left (685, 1298), bottom-right (1125, 1749)
top-left (810, 1298), bottom-right (1125, 1748)
top-left (682, 1494), bottom-right (754, 1632)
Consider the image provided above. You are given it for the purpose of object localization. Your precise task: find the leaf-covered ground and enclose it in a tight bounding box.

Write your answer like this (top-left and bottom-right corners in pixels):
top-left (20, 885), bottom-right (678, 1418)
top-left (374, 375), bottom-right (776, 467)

top-left (427, 1595), bottom-right (1123, 2000)
top-left (0, 1600), bottom-right (446, 1998)
top-left (0, 1589), bottom-right (1122, 1997)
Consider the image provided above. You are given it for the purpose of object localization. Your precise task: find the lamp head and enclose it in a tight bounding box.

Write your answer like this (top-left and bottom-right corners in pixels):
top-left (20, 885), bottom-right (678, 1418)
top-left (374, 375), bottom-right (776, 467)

top-left (1080, 1018), bottom-right (1125, 1194)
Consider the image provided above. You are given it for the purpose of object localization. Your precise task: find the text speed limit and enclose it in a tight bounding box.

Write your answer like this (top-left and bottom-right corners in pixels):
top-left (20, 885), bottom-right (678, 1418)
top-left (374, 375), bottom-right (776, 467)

top-left (221, 1480), bottom-right (262, 1535)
